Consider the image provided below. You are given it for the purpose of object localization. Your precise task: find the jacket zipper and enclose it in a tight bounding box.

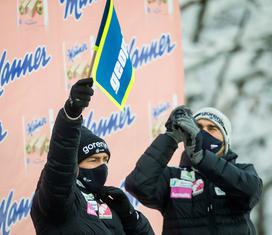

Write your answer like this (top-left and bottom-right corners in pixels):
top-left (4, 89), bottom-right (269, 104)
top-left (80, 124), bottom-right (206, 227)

top-left (207, 182), bottom-right (215, 235)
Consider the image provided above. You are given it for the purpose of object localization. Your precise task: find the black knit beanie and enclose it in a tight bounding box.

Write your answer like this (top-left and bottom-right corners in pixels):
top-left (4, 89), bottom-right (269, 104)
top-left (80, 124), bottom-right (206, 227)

top-left (78, 126), bottom-right (111, 163)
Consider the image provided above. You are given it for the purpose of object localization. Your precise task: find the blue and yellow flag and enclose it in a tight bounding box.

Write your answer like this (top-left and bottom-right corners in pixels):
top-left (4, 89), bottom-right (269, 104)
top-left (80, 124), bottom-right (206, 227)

top-left (92, 0), bottom-right (135, 109)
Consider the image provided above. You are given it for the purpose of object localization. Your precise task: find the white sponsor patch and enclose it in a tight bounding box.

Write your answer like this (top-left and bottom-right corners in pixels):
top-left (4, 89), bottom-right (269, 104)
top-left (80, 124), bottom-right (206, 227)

top-left (81, 191), bottom-right (95, 201)
top-left (180, 170), bottom-right (195, 182)
top-left (170, 178), bottom-right (193, 188)
top-left (214, 187), bottom-right (226, 196)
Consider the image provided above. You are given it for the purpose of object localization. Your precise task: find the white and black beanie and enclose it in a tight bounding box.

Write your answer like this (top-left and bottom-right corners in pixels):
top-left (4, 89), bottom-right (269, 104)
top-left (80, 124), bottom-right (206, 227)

top-left (78, 126), bottom-right (111, 163)
top-left (193, 107), bottom-right (232, 154)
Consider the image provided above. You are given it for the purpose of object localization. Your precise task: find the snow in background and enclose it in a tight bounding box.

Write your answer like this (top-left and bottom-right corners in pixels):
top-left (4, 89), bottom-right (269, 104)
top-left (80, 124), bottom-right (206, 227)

top-left (179, 0), bottom-right (272, 233)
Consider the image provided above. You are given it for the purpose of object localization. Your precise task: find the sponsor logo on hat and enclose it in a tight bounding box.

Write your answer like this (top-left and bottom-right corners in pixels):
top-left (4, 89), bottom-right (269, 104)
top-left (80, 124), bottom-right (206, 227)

top-left (195, 112), bottom-right (227, 135)
top-left (82, 142), bottom-right (108, 155)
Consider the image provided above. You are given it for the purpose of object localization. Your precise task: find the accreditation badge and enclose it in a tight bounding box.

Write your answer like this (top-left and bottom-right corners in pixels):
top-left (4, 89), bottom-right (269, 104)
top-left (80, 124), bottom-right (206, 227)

top-left (87, 201), bottom-right (98, 216)
top-left (180, 170), bottom-right (195, 182)
top-left (170, 178), bottom-right (193, 199)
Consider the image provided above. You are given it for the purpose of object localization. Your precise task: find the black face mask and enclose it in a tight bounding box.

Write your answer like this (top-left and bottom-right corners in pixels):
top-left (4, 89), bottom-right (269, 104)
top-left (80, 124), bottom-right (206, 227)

top-left (77, 164), bottom-right (108, 193)
top-left (201, 130), bottom-right (223, 154)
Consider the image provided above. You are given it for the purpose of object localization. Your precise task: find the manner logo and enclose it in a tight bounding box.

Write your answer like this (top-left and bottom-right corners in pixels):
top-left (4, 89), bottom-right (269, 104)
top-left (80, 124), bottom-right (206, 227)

top-left (0, 121), bottom-right (7, 144)
top-left (152, 102), bottom-right (171, 120)
top-left (83, 106), bottom-right (135, 138)
top-left (59, 0), bottom-right (97, 20)
top-left (128, 33), bottom-right (175, 70)
top-left (26, 117), bottom-right (47, 136)
top-left (0, 46), bottom-right (51, 97)
top-left (0, 191), bottom-right (33, 235)
top-left (67, 43), bottom-right (88, 62)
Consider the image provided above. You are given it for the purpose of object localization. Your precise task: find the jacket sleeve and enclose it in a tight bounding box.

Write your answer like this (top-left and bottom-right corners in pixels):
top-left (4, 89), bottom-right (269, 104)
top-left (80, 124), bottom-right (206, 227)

top-left (122, 211), bottom-right (155, 235)
top-left (33, 109), bottom-right (82, 220)
top-left (196, 150), bottom-right (263, 209)
top-left (125, 134), bottom-right (178, 212)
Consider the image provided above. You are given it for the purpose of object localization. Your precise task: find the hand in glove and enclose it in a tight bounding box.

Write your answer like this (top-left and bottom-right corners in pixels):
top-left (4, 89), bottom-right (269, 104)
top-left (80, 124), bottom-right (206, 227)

top-left (165, 105), bottom-right (192, 143)
top-left (98, 186), bottom-right (137, 223)
top-left (173, 107), bottom-right (204, 165)
top-left (64, 78), bottom-right (94, 119)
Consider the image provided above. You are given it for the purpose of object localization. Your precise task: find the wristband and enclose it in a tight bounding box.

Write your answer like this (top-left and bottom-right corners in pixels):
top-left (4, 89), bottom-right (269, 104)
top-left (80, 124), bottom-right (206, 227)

top-left (63, 106), bottom-right (82, 121)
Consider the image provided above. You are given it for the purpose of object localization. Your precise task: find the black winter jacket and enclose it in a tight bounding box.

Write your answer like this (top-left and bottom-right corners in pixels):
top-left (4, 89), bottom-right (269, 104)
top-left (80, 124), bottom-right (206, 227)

top-left (31, 109), bottom-right (154, 235)
top-left (125, 134), bottom-right (263, 235)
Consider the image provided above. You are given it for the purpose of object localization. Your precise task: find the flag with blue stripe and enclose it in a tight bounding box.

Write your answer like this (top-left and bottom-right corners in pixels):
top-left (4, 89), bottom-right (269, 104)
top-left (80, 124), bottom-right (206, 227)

top-left (92, 0), bottom-right (135, 109)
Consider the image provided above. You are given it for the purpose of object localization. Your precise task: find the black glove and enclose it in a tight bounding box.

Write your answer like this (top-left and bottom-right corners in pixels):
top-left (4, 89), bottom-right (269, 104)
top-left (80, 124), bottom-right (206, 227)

top-left (165, 105), bottom-right (192, 143)
top-left (173, 108), bottom-right (203, 165)
top-left (98, 186), bottom-right (137, 222)
top-left (64, 78), bottom-right (94, 119)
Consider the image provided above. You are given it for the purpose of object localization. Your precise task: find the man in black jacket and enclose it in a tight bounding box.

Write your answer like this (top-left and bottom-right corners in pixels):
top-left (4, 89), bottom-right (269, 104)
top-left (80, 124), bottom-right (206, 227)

top-left (125, 105), bottom-right (263, 235)
top-left (31, 78), bottom-right (154, 235)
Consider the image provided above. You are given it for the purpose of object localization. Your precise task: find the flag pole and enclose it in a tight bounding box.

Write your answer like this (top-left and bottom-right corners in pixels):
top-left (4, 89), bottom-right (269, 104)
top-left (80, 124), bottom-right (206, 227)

top-left (88, 0), bottom-right (109, 79)
top-left (87, 50), bottom-right (97, 78)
